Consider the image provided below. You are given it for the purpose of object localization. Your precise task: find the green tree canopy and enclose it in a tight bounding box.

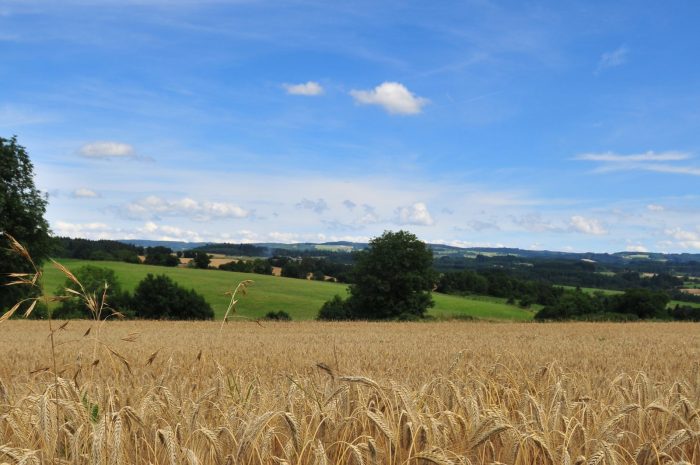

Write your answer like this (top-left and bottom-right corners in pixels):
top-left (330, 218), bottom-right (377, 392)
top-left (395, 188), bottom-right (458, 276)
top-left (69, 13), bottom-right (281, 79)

top-left (191, 251), bottom-right (211, 269)
top-left (0, 136), bottom-right (51, 310)
top-left (318, 230), bottom-right (435, 320)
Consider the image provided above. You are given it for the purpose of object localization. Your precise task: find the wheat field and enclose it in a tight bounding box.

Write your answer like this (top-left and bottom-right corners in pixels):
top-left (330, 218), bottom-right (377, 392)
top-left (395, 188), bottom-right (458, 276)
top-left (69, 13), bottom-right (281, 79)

top-left (0, 321), bottom-right (698, 465)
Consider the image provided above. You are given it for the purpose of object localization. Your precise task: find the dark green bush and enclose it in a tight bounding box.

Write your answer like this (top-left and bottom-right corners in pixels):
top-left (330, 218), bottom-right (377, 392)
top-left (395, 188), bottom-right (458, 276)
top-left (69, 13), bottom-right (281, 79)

top-left (131, 274), bottom-right (213, 320)
top-left (317, 295), bottom-right (353, 320)
top-left (263, 310), bottom-right (292, 321)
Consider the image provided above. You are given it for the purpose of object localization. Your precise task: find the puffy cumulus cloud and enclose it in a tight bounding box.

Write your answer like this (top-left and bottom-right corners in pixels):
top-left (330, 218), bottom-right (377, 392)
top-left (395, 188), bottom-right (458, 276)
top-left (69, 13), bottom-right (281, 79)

top-left (395, 202), bottom-right (434, 226)
top-left (350, 82), bottom-right (429, 115)
top-left (122, 196), bottom-right (250, 221)
top-left (143, 223), bottom-right (204, 242)
top-left (79, 141), bottom-right (137, 160)
top-left (626, 244), bottom-right (648, 253)
top-left (596, 46), bottom-right (629, 72)
top-left (569, 216), bottom-right (607, 235)
top-left (662, 228), bottom-right (700, 250)
top-left (71, 188), bottom-right (99, 198)
top-left (342, 199), bottom-right (357, 211)
top-left (665, 228), bottom-right (700, 242)
top-left (295, 198), bottom-right (329, 214)
top-left (647, 204), bottom-right (665, 212)
top-left (283, 81), bottom-right (324, 96)
top-left (53, 221), bottom-right (113, 239)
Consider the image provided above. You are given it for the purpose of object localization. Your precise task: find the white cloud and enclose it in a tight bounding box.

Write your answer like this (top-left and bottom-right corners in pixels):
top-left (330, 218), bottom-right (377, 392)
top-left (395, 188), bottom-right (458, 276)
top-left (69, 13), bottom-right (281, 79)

top-left (71, 188), bottom-right (99, 198)
top-left (664, 228), bottom-right (700, 250)
top-left (636, 164), bottom-right (700, 176)
top-left (597, 46), bottom-right (628, 72)
top-left (143, 221), bottom-right (158, 233)
top-left (576, 151), bottom-right (700, 176)
top-left (665, 227), bottom-right (699, 242)
top-left (296, 198), bottom-right (329, 214)
top-left (350, 82), bottom-right (429, 115)
top-left (395, 202), bottom-right (434, 226)
top-left (576, 151), bottom-right (690, 162)
top-left (79, 141), bottom-right (137, 159)
top-left (283, 81), bottom-right (324, 96)
top-left (122, 196), bottom-right (250, 221)
top-left (626, 244), bottom-right (648, 253)
top-left (435, 239), bottom-right (506, 248)
top-left (54, 221), bottom-right (113, 239)
top-left (570, 216), bottom-right (607, 235)
top-left (647, 204), bottom-right (665, 212)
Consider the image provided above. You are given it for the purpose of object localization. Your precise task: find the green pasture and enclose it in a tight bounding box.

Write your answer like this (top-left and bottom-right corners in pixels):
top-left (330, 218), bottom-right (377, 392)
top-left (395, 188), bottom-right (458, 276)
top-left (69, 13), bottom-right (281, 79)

top-left (41, 259), bottom-right (533, 321)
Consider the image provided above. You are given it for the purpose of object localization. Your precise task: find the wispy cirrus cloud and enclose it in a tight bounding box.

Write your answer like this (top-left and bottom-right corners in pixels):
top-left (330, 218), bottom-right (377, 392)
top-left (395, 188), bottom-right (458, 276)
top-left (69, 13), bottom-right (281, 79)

top-left (575, 151), bottom-right (700, 176)
top-left (596, 46), bottom-right (628, 73)
top-left (576, 151), bottom-right (690, 163)
top-left (350, 82), bottom-right (429, 115)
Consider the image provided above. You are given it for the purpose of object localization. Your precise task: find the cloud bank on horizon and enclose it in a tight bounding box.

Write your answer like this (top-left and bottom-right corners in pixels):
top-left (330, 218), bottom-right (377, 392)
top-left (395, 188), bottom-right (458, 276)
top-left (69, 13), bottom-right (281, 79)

top-left (2, 0), bottom-right (700, 253)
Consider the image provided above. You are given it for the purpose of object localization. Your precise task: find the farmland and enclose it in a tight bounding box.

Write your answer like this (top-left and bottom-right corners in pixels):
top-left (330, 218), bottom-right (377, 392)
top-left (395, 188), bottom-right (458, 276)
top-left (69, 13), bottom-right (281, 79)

top-left (41, 259), bottom-right (534, 321)
top-left (559, 285), bottom-right (700, 310)
top-left (0, 321), bottom-right (697, 464)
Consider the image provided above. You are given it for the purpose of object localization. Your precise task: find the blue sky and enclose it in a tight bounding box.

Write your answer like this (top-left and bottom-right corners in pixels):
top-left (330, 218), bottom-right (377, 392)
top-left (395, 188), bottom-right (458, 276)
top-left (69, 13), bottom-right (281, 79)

top-left (2, 0), bottom-right (700, 252)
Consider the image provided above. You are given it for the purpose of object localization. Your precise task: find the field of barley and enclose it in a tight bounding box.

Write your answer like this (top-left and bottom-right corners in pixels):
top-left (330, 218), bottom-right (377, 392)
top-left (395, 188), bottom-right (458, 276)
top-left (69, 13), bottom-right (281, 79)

top-left (0, 321), bottom-right (699, 465)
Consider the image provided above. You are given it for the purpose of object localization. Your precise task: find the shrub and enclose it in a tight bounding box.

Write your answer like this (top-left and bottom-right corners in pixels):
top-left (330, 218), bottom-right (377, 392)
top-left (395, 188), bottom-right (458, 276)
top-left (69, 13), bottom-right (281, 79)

top-left (263, 310), bottom-right (292, 321)
top-left (671, 305), bottom-right (700, 321)
top-left (317, 295), bottom-right (353, 320)
top-left (131, 274), bottom-right (213, 320)
top-left (53, 265), bottom-right (132, 319)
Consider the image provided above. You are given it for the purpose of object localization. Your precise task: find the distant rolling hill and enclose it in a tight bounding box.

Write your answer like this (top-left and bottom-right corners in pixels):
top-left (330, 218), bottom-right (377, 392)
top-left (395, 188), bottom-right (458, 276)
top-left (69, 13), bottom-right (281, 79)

top-left (118, 239), bottom-right (700, 264)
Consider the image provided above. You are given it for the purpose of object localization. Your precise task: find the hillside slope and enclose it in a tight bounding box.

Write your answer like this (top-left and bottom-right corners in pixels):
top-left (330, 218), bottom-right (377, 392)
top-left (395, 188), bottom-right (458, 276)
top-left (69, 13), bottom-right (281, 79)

top-left (42, 259), bottom-right (533, 321)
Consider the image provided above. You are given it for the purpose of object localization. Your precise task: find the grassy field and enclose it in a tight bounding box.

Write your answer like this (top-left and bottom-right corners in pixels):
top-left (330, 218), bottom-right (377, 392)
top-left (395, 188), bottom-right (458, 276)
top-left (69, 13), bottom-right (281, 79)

top-left (41, 259), bottom-right (533, 321)
top-left (0, 320), bottom-right (697, 464)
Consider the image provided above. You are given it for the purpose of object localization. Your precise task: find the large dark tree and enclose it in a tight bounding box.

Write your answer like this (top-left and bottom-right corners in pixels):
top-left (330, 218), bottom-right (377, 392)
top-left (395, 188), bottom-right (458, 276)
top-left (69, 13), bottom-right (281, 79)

top-left (191, 251), bottom-right (211, 269)
top-left (319, 230), bottom-right (435, 320)
top-left (0, 136), bottom-right (51, 310)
